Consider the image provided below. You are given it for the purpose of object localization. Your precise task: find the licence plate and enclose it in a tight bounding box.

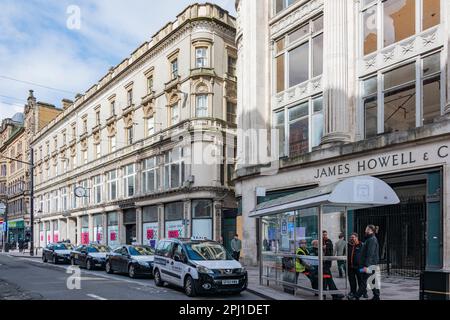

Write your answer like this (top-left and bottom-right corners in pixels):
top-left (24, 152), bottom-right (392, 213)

top-left (222, 280), bottom-right (239, 285)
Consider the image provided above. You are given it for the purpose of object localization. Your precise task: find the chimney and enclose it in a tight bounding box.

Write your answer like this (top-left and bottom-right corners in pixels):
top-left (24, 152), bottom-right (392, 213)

top-left (61, 99), bottom-right (73, 110)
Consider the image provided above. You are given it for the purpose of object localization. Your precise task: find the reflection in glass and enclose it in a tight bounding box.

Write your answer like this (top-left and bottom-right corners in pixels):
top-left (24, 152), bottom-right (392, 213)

top-left (363, 6), bottom-right (378, 55)
top-left (423, 0), bottom-right (440, 30)
top-left (289, 42), bottom-right (309, 87)
top-left (383, 0), bottom-right (415, 47)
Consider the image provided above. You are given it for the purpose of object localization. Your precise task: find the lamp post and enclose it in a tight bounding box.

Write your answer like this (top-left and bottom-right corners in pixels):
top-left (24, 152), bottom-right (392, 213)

top-left (0, 147), bottom-right (35, 256)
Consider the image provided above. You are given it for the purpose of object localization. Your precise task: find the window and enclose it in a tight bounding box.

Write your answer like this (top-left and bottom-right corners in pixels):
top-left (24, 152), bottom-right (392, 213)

top-left (72, 125), bottom-right (76, 139)
top-left (110, 101), bottom-right (116, 116)
top-left (275, 96), bottom-right (323, 158)
top-left (171, 59), bottom-right (178, 79)
top-left (164, 202), bottom-right (185, 239)
top-left (62, 132), bottom-right (67, 145)
top-left (195, 47), bottom-right (208, 68)
top-left (95, 143), bottom-right (101, 159)
top-left (274, 0), bottom-right (300, 15)
top-left (61, 187), bottom-right (68, 211)
top-left (83, 118), bottom-right (88, 133)
top-left (107, 170), bottom-right (118, 201)
top-left (147, 117), bottom-right (155, 136)
top-left (123, 164), bottom-right (136, 197)
top-left (275, 16), bottom-right (323, 93)
top-left (147, 76), bottom-right (154, 94)
top-left (164, 148), bottom-right (185, 190)
top-left (96, 110), bottom-right (101, 125)
top-left (361, 52), bottom-right (443, 137)
top-left (171, 102), bottom-right (180, 125)
top-left (228, 56), bottom-right (237, 76)
top-left (83, 149), bottom-right (88, 164)
top-left (110, 135), bottom-right (116, 152)
top-left (191, 200), bottom-right (213, 240)
top-left (195, 95), bottom-right (208, 117)
top-left (93, 175), bottom-right (103, 204)
top-left (52, 190), bottom-right (59, 213)
top-left (142, 157), bottom-right (160, 194)
top-left (127, 126), bottom-right (134, 145)
top-left (127, 89), bottom-right (133, 107)
top-left (361, 0), bottom-right (441, 55)
top-left (227, 102), bottom-right (237, 124)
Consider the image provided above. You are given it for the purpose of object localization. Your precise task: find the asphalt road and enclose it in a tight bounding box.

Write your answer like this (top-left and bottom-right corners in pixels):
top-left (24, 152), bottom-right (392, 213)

top-left (0, 254), bottom-right (263, 301)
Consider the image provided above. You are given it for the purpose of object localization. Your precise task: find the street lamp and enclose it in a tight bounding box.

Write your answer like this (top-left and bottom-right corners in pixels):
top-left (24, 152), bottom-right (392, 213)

top-left (0, 148), bottom-right (35, 256)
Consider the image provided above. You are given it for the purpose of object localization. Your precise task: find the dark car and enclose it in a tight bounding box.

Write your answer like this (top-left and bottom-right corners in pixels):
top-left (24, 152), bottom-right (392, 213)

top-left (42, 243), bottom-right (74, 264)
top-left (105, 245), bottom-right (155, 279)
top-left (70, 244), bottom-right (112, 270)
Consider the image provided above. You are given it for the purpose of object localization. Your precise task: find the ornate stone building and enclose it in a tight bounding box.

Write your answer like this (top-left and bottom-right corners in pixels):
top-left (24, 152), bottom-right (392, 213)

top-left (235, 0), bottom-right (449, 291)
top-left (31, 3), bottom-right (238, 249)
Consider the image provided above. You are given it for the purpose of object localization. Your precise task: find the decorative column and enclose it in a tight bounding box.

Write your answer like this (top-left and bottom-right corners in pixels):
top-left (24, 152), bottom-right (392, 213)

top-left (213, 200), bottom-right (222, 242)
top-left (158, 205), bottom-right (165, 240)
top-left (136, 207), bottom-right (143, 244)
top-left (118, 209), bottom-right (125, 244)
top-left (76, 216), bottom-right (81, 246)
top-left (321, 0), bottom-right (352, 146)
top-left (102, 213), bottom-right (107, 245)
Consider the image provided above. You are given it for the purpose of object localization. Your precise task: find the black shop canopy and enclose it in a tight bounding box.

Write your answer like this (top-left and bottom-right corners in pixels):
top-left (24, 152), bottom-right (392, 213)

top-left (250, 176), bottom-right (400, 218)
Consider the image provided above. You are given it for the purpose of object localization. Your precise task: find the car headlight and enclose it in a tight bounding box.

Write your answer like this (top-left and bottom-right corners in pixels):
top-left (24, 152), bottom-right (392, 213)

top-left (236, 267), bottom-right (246, 274)
top-left (137, 260), bottom-right (149, 267)
top-left (197, 265), bottom-right (214, 275)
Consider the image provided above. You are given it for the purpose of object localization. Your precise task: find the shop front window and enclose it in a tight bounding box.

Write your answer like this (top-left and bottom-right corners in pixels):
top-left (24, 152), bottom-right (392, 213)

top-left (81, 216), bottom-right (89, 245)
top-left (93, 214), bottom-right (103, 243)
top-left (164, 202), bottom-right (184, 239)
top-left (192, 200), bottom-right (213, 240)
top-left (107, 212), bottom-right (119, 247)
top-left (143, 206), bottom-right (159, 248)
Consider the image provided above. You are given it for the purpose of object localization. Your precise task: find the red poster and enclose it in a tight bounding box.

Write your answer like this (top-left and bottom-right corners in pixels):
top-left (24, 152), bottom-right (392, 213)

top-left (97, 233), bottom-right (102, 241)
top-left (53, 234), bottom-right (59, 243)
top-left (81, 232), bottom-right (89, 244)
top-left (168, 230), bottom-right (179, 239)
top-left (110, 232), bottom-right (117, 241)
top-left (146, 229), bottom-right (154, 240)
top-left (40, 233), bottom-right (44, 241)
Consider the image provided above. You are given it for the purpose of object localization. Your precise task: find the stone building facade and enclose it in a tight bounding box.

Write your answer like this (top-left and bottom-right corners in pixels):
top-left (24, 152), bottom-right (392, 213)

top-left (235, 0), bottom-right (450, 284)
top-left (31, 3), bottom-right (238, 249)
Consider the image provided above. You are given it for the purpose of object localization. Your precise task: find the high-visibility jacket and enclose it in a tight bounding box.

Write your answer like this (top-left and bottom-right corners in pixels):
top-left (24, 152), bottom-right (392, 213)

top-left (295, 247), bottom-right (310, 273)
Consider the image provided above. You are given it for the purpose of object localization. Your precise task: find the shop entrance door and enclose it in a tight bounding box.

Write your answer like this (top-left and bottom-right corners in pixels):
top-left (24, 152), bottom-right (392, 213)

top-left (355, 192), bottom-right (426, 278)
top-left (222, 217), bottom-right (236, 253)
top-left (125, 224), bottom-right (136, 245)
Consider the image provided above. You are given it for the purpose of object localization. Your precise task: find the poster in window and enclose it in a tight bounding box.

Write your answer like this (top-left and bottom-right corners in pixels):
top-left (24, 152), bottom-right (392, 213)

top-left (108, 225), bottom-right (119, 246)
top-left (192, 219), bottom-right (212, 240)
top-left (81, 228), bottom-right (89, 244)
top-left (165, 220), bottom-right (184, 239)
top-left (143, 222), bottom-right (158, 247)
top-left (47, 232), bottom-right (51, 244)
top-left (94, 226), bottom-right (103, 242)
top-left (40, 231), bottom-right (44, 243)
top-left (53, 231), bottom-right (59, 243)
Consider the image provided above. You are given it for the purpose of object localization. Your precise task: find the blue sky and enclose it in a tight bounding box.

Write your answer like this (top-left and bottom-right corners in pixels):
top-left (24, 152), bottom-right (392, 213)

top-left (0, 0), bottom-right (236, 121)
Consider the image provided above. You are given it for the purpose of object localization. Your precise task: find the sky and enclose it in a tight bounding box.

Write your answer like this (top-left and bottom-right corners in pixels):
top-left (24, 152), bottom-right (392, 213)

top-left (0, 0), bottom-right (236, 122)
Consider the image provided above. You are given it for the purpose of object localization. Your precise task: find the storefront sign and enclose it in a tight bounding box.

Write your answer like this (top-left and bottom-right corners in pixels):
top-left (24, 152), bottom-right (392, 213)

top-left (314, 144), bottom-right (449, 179)
top-left (8, 220), bottom-right (25, 229)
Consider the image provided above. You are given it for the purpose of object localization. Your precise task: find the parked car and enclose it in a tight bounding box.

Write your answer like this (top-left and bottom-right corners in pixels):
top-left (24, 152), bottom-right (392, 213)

top-left (42, 243), bottom-right (74, 264)
top-left (70, 244), bottom-right (112, 270)
top-left (153, 237), bottom-right (248, 297)
top-left (105, 245), bottom-right (155, 278)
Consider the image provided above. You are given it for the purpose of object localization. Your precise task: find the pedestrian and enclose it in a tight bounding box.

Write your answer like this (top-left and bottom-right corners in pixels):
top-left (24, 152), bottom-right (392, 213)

top-left (230, 234), bottom-right (242, 261)
top-left (322, 231), bottom-right (344, 300)
top-left (347, 232), bottom-right (366, 299)
top-left (295, 239), bottom-right (312, 284)
top-left (353, 225), bottom-right (381, 301)
top-left (334, 233), bottom-right (346, 278)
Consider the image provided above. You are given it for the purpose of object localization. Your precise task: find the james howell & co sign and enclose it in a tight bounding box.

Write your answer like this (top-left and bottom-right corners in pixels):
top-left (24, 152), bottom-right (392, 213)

top-left (314, 144), bottom-right (449, 179)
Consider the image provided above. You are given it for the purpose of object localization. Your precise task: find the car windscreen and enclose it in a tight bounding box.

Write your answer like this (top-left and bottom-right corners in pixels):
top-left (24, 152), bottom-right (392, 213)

top-left (128, 246), bottom-right (154, 256)
top-left (54, 244), bottom-right (73, 250)
top-left (87, 245), bottom-right (111, 253)
top-left (185, 242), bottom-right (233, 261)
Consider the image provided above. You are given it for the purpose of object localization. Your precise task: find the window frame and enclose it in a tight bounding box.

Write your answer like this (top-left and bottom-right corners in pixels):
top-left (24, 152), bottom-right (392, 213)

top-left (123, 164), bottom-right (136, 198)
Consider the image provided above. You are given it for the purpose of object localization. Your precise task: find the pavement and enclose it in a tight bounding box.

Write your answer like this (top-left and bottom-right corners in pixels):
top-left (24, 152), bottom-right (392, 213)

top-left (1, 251), bottom-right (420, 300)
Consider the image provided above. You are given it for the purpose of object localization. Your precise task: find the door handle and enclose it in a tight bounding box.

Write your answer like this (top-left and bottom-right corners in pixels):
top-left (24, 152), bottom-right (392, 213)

top-left (171, 261), bottom-right (174, 265)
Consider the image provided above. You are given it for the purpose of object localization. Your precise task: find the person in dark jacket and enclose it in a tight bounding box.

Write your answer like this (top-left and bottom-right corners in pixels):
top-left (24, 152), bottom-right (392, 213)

top-left (347, 233), bottom-right (366, 298)
top-left (322, 231), bottom-right (344, 300)
top-left (354, 225), bottom-right (380, 300)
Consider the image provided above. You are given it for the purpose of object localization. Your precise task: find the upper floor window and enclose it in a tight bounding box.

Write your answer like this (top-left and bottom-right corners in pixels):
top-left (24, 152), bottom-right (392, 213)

top-left (147, 117), bottom-right (155, 136)
top-left (110, 100), bottom-right (116, 116)
top-left (109, 135), bottom-right (116, 152)
top-left (107, 170), bottom-right (118, 201)
top-left (126, 126), bottom-right (134, 145)
top-left (275, 95), bottom-right (324, 158)
top-left (83, 118), bottom-right (88, 133)
top-left (127, 89), bottom-right (133, 107)
top-left (95, 143), bottom-right (101, 159)
top-left (362, 51), bottom-right (442, 138)
top-left (275, 15), bottom-right (323, 93)
top-left (93, 175), bottom-right (103, 204)
top-left (96, 110), bottom-right (101, 125)
top-left (362, 0), bottom-right (441, 56)
top-left (142, 157), bottom-right (160, 194)
top-left (228, 56), bottom-right (237, 76)
top-left (274, 0), bottom-right (301, 15)
top-left (123, 164), bottom-right (136, 197)
top-left (164, 148), bottom-right (185, 190)
top-left (195, 47), bottom-right (208, 68)
top-left (195, 95), bottom-right (208, 117)
top-left (170, 102), bottom-right (180, 126)
top-left (147, 76), bottom-right (154, 94)
top-left (227, 102), bottom-right (237, 124)
top-left (171, 59), bottom-right (179, 79)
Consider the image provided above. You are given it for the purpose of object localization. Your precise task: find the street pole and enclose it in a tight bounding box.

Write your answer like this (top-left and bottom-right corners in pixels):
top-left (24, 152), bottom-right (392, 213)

top-left (2, 202), bottom-right (8, 252)
top-left (29, 148), bottom-right (34, 256)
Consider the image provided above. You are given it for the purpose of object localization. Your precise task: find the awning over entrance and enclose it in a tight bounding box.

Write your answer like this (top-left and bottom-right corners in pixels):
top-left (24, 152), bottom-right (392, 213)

top-left (250, 176), bottom-right (400, 218)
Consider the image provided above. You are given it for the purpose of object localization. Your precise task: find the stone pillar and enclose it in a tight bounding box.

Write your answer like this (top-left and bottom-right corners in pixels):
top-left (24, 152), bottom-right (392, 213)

top-left (184, 200), bottom-right (191, 238)
top-left (158, 205), bottom-right (165, 240)
top-left (136, 207), bottom-right (143, 244)
top-left (76, 216), bottom-right (81, 246)
top-left (118, 210), bottom-right (125, 244)
top-left (241, 187), bottom-right (258, 266)
top-left (320, 0), bottom-right (351, 146)
top-left (102, 213), bottom-right (107, 245)
top-left (213, 200), bottom-right (222, 242)
top-left (60, 219), bottom-right (67, 241)
top-left (88, 214), bottom-right (94, 243)
top-left (49, 220), bottom-right (54, 243)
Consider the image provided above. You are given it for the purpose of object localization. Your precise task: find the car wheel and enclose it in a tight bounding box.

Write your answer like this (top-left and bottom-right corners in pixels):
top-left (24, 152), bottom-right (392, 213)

top-left (42, 254), bottom-right (47, 263)
top-left (86, 259), bottom-right (93, 271)
top-left (53, 255), bottom-right (58, 264)
top-left (128, 264), bottom-right (136, 279)
top-left (105, 261), bottom-right (113, 274)
top-left (184, 276), bottom-right (197, 297)
top-left (154, 269), bottom-right (163, 287)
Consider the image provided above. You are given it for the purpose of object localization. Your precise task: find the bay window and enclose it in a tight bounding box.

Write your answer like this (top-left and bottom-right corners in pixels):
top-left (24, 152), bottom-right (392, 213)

top-left (164, 148), bottom-right (185, 190)
top-left (195, 47), bottom-right (208, 68)
top-left (361, 0), bottom-right (441, 56)
top-left (195, 95), bottom-right (208, 117)
top-left (275, 15), bottom-right (323, 93)
top-left (361, 52), bottom-right (443, 138)
top-left (123, 164), bottom-right (136, 197)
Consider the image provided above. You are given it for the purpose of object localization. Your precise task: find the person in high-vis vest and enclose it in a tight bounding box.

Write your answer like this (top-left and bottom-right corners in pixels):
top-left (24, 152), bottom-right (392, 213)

top-left (295, 240), bottom-right (312, 284)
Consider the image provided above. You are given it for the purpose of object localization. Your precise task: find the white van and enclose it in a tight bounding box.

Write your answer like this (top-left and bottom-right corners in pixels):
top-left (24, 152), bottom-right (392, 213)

top-left (153, 237), bottom-right (248, 297)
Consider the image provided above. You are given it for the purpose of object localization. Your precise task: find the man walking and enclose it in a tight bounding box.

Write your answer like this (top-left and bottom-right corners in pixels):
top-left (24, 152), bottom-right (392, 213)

top-left (334, 233), bottom-right (346, 278)
top-left (322, 231), bottom-right (344, 300)
top-left (353, 225), bottom-right (380, 300)
top-left (347, 232), bottom-right (366, 299)
top-left (230, 234), bottom-right (242, 261)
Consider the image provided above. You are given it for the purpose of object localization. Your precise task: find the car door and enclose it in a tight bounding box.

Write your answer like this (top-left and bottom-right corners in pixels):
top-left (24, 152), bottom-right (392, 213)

top-left (46, 245), bottom-right (54, 260)
top-left (109, 247), bottom-right (123, 272)
top-left (119, 247), bottom-right (130, 273)
top-left (171, 243), bottom-right (187, 287)
top-left (158, 242), bottom-right (175, 284)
